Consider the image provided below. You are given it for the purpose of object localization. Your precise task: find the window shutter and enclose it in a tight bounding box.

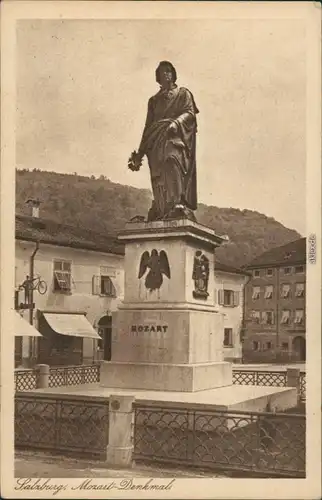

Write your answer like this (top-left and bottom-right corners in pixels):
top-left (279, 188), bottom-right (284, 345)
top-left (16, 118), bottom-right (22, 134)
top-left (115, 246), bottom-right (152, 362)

top-left (214, 288), bottom-right (217, 304)
top-left (218, 289), bottom-right (224, 305)
top-left (233, 291), bottom-right (239, 306)
top-left (92, 275), bottom-right (100, 295)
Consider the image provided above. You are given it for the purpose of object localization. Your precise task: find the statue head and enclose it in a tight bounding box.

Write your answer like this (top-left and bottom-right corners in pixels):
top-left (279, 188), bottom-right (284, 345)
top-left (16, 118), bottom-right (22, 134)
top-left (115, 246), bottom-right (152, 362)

top-left (155, 61), bottom-right (177, 86)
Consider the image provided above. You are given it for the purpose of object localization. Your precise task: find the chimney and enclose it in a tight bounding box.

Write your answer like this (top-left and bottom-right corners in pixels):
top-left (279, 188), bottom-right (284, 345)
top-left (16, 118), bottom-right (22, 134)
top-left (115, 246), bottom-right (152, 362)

top-left (26, 198), bottom-right (41, 218)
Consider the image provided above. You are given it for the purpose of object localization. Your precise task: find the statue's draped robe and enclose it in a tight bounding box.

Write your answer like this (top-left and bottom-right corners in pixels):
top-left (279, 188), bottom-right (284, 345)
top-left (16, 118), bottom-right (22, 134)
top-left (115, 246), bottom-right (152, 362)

top-left (139, 86), bottom-right (199, 218)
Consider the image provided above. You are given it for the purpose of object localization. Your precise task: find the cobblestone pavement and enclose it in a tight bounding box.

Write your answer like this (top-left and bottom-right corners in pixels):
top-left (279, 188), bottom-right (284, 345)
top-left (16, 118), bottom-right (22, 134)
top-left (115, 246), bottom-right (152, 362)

top-left (15, 451), bottom-right (224, 479)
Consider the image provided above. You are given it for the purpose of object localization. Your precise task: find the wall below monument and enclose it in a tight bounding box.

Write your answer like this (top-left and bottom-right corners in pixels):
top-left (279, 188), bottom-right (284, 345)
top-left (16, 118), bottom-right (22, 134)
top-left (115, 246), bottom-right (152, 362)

top-left (111, 308), bottom-right (225, 364)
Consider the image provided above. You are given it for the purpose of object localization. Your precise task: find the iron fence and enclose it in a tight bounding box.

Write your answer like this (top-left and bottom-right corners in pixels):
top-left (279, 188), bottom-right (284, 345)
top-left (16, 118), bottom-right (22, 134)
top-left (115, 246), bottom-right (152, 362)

top-left (133, 403), bottom-right (306, 478)
top-left (15, 363), bottom-right (100, 392)
top-left (48, 364), bottom-right (100, 387)
top-left (299, 372), bottom-right (306, 401)
top-left (14, 370), bottom-right (38, 392)
top-left (15, 393), bottom-right (109, 458)
top-left (233, 370), bottom-right (306, 402)
top-left (15, 365), bottom-right (306, 402)
top-left (232, 370), bottom-right (287, 387)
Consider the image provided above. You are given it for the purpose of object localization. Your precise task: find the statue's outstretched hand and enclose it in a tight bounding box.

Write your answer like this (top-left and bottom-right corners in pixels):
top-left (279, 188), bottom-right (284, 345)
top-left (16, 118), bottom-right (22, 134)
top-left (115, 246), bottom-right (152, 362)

top-left (128, 150), bottom-right (143, 171)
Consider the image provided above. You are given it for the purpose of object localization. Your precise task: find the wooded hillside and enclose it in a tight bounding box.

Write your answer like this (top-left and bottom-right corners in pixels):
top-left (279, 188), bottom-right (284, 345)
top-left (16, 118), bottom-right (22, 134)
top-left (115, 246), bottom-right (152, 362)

top-left (16, 169), bottom-right (301, 268)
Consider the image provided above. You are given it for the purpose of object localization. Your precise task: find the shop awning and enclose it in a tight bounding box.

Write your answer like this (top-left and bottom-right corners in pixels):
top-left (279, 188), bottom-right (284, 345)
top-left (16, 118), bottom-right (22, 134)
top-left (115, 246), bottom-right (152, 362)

top-left (15, 312), bottom-right (42, 337)
top-left (43, 313), bottom-right (101, 339)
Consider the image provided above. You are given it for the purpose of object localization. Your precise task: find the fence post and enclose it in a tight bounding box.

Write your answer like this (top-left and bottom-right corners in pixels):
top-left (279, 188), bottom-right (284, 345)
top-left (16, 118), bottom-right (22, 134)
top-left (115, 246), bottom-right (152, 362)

top-left (286, 368), bottom-right (300, 403)
top-left (106, 394), bottom-right (135, 468)
top-left (35, 364), bottom-right (50, 389)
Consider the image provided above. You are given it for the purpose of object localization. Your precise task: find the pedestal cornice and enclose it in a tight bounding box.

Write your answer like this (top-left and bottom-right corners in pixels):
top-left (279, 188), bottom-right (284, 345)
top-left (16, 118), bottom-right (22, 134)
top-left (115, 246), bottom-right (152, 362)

top-left (118, 219), bottom-right (227, 249)
top-left (118, 301), bottom-right (219, 313)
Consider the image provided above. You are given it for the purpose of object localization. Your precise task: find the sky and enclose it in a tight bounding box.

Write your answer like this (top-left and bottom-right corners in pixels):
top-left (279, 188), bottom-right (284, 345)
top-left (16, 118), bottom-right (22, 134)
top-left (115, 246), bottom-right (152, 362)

top-left (16, 18), bottom-right (306, 234)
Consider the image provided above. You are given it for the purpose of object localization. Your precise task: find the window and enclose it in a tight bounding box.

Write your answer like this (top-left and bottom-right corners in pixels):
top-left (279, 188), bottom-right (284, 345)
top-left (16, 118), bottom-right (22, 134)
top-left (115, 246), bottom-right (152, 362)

top-left (262, 311), bottom-right (274, 325)
top-left (223, 328), bottom-right (233, 347)
top-left (294, 309), bottom-right (304, 325)
top-left (92, 275), bottom-right (117, 297)
top-left (283, 267), bottom-right (291, 275)
top-left (253, 341), bottom-right (260, 351)
top-left (101, 276), bottom-right (116, 297)
top-left (281, 310), bottom-right (291, 324)
top-left (53, 334), bottom-right (73, 352)
top-left (251, 310), bottom-right (260, 324)
top-left (295, 266), bottom-right (304, 274)
top-left (53, 260), bottom-right (71, 292)
top-left (281, 284), bottom-right (291, 298)
top-left (265, 341), bottom-right (272, 350)
top-left (282, 342), bottom-right (289, 350)
top-left (253, 270), bottom-right (260, 277)
top-left (218, 290), bottom-right (239, 307)
top-left (252, 286), bottom-right (260, 300)
top-left (266, 269), bottom-right (273, 276)
top-left (264, 285), bottom-right (273, 299)
top-left (224, 290), bottom-right (234, 306)
top-left (295, 283), bottom-right (305, 298)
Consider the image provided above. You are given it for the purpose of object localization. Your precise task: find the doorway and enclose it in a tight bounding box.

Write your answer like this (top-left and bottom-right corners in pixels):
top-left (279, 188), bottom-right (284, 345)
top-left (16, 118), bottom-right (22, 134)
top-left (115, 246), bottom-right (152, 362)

top-left (98, 315), bottom-right (112, 361)
top-left (292, 336), bottom-right (306, 361)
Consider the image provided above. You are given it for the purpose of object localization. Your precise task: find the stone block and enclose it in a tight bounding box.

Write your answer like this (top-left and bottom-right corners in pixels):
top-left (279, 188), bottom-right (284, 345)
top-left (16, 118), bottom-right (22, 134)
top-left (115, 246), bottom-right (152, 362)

top-left (100, 361), bottom-right (232, 392)
top-left (111, 308), bottom-right (225, 364)
top-left (119, 220), bottom-right (225, 307)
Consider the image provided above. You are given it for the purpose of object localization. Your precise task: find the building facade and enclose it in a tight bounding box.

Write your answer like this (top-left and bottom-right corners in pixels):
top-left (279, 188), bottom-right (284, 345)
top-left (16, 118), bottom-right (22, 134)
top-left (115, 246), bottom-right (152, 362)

top-left (15, 215), bottom-right (124, 367)
top-left (215, 263), bottom-right (250, 363)
top-left (242, 238), bottom-right (306, 362)
top-left (15, 214), bottom-right (249, 367)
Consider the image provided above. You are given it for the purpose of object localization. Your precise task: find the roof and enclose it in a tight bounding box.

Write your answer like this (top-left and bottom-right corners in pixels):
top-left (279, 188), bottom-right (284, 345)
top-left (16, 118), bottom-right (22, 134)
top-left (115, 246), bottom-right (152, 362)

top-left (216, 261), bottom-right (250, 276)
top-left (245, 237), bottom-right (306, 269)
top-left (15, 215), bottom-right (125, 256)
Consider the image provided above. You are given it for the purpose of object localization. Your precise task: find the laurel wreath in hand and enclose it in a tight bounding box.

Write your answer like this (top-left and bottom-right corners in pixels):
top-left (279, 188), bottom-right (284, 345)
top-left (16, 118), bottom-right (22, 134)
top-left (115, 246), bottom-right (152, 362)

top-left (128, 151), bottom-right (143, 171)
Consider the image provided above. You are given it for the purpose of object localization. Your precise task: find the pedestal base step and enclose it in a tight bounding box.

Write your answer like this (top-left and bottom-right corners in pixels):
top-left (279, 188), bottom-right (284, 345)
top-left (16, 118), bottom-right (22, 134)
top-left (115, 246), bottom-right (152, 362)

top-left (100, 361), bottom-right (232, 392)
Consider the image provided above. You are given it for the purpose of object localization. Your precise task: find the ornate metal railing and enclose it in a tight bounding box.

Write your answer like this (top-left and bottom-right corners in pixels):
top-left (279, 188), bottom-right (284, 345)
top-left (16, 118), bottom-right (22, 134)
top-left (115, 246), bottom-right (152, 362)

top-left (233, 370), bottom-right (306, 402)
top-left (133, 403), bottom-right (306, 478)
top-left (15, 393), bottom-right (109, 458)
top-left (15, 363), bottom-right (100, 392)
top-left (14, 370), bottom-right (38, 392)
top-left (299, 372), bottom-right (306, 401)
top-left (232, 370), bottom-right (287, 387)
top-left (48, 364), bottom-right (100, 388)
top-left (15, 365), bottom-right (306, 402)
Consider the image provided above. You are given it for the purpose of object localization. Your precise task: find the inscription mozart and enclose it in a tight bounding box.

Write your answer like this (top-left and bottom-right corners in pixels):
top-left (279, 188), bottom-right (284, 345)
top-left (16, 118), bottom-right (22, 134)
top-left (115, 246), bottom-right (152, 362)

top-left (131, 324), bottom-right (168, 333)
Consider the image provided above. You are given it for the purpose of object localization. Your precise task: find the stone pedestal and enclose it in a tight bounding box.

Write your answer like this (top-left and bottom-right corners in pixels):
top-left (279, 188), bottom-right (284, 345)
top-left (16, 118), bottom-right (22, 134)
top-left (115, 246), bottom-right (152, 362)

top-left (101, 219), bottom-right (232, 392)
